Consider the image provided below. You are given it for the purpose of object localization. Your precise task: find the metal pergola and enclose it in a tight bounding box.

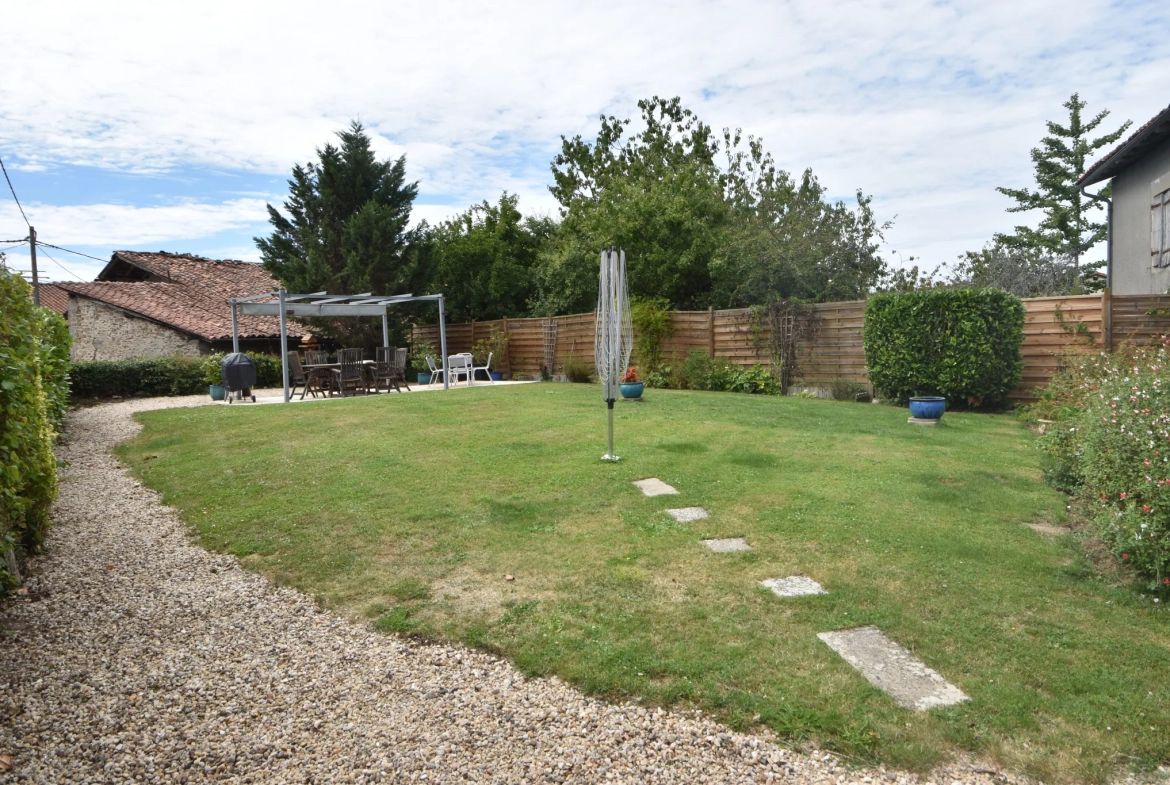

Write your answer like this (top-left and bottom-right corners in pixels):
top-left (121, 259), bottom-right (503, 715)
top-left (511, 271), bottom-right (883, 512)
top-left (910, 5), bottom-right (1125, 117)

top-left (229, 289), bottom-right (449, 402)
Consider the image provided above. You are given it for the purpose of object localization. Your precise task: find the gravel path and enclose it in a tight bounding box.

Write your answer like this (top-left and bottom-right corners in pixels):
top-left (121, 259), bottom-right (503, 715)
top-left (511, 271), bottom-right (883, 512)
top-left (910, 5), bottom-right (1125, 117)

top-left (0, 396), bottom-right (1018, 784)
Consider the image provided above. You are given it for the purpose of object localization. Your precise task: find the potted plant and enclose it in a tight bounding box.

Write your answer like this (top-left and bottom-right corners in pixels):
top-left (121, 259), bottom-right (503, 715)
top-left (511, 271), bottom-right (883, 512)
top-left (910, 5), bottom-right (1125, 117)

top-left (410, 340), bottom-right (436, 385)
top-left (471, 327), bottom-right (510, 381)
top-left (620, 367), bottom-right (644, 399)
top-left (908, 395), bottom-right (946, 421)
top-left (202, 353), bottom-right (226, 400)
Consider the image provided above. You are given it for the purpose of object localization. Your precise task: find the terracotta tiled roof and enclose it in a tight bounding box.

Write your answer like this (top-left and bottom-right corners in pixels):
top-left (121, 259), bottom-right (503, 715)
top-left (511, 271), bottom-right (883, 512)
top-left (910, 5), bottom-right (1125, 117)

top-left (58, 252), bottom-right (307, 342)
top-left (37, 283), bottom-right (70, 315)
top-left (1079, 103), bottom-right (1170, 187)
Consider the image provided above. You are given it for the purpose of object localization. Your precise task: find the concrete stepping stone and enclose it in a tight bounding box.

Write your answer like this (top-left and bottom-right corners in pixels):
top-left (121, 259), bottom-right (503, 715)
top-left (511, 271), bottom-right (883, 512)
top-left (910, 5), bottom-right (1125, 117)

top-left (817, 626), bottom-right (969, 710)
top-left (633, 478), bottom-right (679, 497)
top-left (666, 507), bottom-right (708, 523)
top-left (760, 576), bottom-right (826, 597)
top-left (702, 537), bottom-right (751, 553)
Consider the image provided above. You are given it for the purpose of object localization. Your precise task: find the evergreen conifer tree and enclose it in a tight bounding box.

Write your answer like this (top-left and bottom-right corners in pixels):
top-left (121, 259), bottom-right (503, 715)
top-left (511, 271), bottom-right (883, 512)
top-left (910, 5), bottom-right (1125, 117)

top-left (995, 93), bottom-right (1130, 275)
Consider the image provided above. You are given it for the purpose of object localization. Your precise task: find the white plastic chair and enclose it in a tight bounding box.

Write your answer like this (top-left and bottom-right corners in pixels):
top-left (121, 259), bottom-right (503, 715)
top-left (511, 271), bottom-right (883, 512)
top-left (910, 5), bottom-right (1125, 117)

top-left (472, 352), bottom-right (494, 384)
top-left (447, 353), bottom-right (473, 386)
top-left (426, 355), bottom-right (443, 386)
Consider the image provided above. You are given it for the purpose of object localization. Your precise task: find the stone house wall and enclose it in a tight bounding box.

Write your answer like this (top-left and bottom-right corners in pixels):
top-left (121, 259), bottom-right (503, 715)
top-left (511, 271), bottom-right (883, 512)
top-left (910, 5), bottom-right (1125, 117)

top-left (68, 296), bottom-right (209, 361)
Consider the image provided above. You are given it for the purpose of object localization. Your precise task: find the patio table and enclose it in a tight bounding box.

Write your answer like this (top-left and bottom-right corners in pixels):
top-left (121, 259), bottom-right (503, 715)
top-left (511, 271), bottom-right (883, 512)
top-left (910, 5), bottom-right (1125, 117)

top-left (303, 361), bottom-right (377, 396)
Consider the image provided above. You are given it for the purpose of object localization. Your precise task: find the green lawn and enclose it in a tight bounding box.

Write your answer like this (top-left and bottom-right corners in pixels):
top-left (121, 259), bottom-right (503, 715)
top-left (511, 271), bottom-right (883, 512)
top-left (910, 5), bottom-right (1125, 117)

top-left (118, 384), bottom-right (1169, 781)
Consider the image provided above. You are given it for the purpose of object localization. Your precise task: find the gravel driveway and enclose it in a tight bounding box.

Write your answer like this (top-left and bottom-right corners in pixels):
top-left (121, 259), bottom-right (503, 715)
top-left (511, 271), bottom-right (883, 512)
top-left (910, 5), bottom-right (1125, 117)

top-left (0, 396), bottom-right (1016, 784)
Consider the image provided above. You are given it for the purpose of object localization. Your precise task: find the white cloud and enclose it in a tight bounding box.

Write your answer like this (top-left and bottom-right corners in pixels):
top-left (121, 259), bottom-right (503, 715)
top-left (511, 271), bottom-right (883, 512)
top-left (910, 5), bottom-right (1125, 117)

top-left (1, 0), bottom-right (1166, 276)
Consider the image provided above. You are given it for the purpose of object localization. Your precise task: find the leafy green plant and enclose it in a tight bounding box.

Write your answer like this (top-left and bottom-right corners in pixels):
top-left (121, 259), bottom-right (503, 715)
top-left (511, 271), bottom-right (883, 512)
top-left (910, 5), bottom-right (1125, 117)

top-left (0, 263), bottom-right (66, 589)
top-left (471, 327), bottom-right (510, 366)
top-left (1034, 340), bottom-right (1170, 592)
top-left (829, 379), bottom-right (868, 402)
top-left (562, 356), bottom-right (594, 383)
top-left (73, 354), bottom-right (286, 399)
top-left (410, 340), bottom-right (436, 373)
top-left (631, 297), bottom-right (674, 370)
top-left (864, 288), bottom-right (1025, 408)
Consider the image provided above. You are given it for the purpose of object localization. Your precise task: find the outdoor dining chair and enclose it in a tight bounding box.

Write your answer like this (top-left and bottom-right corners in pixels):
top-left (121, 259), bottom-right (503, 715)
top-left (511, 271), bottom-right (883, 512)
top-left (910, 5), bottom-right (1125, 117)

top-left (447, 353), bottom-right (473, 386)
top-left (372, 347), bottom-right (410, 393)
top-left (302, 350), bottom-right (331, 397)
top-left (392, 347), bottom-right (411, 391)
top-left (332, 348), bottom-right (368, 397)
top-left (426, 355), bottom-right (443, 385)
top-left (286, 351), bottom-right (316, 399)
top-left (471, 351), bottom-right (494, 384)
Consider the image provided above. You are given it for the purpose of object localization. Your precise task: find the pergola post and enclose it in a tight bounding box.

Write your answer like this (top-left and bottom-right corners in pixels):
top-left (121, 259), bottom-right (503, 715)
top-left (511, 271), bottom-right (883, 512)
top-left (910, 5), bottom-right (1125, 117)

top-left (438, 295), bottom-right (449, 390)
top-left (382, 311), bottom-right (390, 348)
top-left (230, 301), bottom-right (240, 354)
top-left (278, 288), bottom-right (290, 403)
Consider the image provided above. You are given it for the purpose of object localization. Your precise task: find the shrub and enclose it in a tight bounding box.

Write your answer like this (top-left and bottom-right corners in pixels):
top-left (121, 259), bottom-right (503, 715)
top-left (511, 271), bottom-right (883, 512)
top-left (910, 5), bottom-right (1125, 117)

top-left (645, 352), bottom-right (779, 395)
top-left (0, 266), bottom-right (66, 590)
top-left (631, 297), bottom-right (673, 369)
top-left (829, 379), bottom-right (868, 402)
top-left (72, 353), bottom-right (289, 399)
top-left (1034, 340), bottom-right (1170, 593)
top-left (37, 308), bottom-right (71, 429)
top-left (562, 356), bottom-right (594, 383)
top-left (864, 288), bottom-right (1025, 408)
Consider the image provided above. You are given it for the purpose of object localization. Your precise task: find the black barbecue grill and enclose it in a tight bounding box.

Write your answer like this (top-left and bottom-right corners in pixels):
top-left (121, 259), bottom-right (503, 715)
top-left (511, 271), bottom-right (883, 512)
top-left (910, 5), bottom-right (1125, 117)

top-left (220, 352), bottom-right (257, 403)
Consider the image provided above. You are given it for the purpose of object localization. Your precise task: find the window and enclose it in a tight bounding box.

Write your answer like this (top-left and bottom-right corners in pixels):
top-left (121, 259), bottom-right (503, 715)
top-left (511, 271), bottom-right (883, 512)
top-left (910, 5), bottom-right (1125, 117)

top-left (1155, 188), bottom-right (1170, 268)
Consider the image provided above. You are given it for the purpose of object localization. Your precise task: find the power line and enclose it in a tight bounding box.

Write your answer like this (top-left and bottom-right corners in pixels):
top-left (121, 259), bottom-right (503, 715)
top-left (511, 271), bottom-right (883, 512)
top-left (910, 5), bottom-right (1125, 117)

top-left (0, 155), bottom-right (30, 226)
top-left (0, 243), bottom-right (28, 253)
top-left (33, 244), bottom-right (86, 281)
top-left (35, 240), bottom-right (108, 263)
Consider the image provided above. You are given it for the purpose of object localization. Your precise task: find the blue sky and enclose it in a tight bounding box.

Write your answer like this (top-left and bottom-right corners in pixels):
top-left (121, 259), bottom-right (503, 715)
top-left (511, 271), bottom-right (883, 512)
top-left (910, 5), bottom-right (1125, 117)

top-left (1, 0), bottom-right (1168, 283)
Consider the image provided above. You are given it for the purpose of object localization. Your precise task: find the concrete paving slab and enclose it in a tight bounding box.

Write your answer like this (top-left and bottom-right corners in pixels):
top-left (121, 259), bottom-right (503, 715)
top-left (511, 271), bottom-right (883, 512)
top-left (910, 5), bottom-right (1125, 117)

top-left (907, 417), bottom-right (938, 426)
top-left (760, 576), bottom-right (827, 597)
top-left (1025, 523), bottom-right (1068, 536)
top-left (702, 537), bottom-right (751, 553)
top-left (633, 478), bottom-right (679, 497)
top-left (817, 626), bottom-right (968, 710)
top-left (666, 507), bottom-right (708, 523)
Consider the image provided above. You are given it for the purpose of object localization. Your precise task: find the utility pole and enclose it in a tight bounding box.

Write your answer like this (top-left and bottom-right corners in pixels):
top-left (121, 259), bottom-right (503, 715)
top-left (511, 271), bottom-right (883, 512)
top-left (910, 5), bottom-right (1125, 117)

top-left (28, 225), bottom-right (39, 306)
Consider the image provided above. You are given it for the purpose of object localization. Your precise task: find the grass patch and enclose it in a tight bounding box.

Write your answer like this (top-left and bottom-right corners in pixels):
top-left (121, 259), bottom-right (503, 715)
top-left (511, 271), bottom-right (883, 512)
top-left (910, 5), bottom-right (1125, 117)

top-left (118, 383), bottom-right (1170, 780)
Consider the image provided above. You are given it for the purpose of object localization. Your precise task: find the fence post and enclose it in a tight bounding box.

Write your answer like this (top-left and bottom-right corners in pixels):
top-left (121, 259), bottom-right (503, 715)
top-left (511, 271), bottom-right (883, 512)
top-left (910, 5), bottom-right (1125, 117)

top-left (708, 306), bottom-right (715, 357)
top-left (1101, 287), bottom-right (1112, 351)
top-left (502, 316), bottom-right (511, 379)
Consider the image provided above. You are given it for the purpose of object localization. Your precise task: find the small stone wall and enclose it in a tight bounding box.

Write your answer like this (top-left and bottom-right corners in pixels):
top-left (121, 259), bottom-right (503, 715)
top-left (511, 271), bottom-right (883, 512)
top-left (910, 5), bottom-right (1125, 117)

top-left (68, 297), bottom-right (209, 361)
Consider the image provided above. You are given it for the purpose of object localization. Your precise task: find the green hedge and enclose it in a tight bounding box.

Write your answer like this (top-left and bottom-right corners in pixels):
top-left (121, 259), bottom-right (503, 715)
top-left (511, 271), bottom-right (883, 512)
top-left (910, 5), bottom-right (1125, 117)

top-left (863, 288), bottom-right (1024, 408)
top-left (0, 265), bottom-right (71, 590)
top-left (71, 353), bottom-right (286, 399)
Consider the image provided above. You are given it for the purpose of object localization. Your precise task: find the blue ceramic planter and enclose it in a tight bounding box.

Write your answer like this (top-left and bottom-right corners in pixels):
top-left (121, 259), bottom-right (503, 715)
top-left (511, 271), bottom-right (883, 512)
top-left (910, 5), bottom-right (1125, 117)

top-left (209, 385), bottom-right (226, 401)
top-left (909, 396), bottom-right (946, 420)
top-left (620, 381), bottom-right (644, 399)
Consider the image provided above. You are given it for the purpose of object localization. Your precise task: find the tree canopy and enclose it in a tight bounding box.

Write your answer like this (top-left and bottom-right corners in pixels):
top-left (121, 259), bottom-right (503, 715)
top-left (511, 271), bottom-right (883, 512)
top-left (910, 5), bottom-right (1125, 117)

top-left (995, 93), bottom-right (1131, 274)
top-left (255, 122), bottom-right (432, 346)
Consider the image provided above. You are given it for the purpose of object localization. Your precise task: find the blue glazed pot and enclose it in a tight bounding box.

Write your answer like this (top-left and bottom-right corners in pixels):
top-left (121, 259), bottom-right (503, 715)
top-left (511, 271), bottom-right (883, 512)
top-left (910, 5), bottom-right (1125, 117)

top-left (909, 396), bottom-right (946, 420)
top-left (490, 371), bottom-right (504, 381)
top-left (620, 381), bottom-right (645, 399)
top-left (209, 384), bottom-right (226, 401)
top-left (417, 372), bottom-right (431, 385)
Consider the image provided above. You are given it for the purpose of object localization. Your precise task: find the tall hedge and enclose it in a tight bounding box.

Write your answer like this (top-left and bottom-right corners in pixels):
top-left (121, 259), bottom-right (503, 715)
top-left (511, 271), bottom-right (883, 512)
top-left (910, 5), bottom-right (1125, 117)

top-left (863, 288), bottom-right (1025, 407)
top-left (0, 266), bottom-right (70, 589)
top-left (70, 353), bottom-right (286, 399)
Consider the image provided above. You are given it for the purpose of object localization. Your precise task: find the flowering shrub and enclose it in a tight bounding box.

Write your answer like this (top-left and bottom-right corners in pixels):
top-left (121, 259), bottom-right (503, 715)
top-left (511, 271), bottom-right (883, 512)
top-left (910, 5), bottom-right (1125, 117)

top-left (643, 352), bottom-right (780, 395)
top-left (622, 367), bottom-right (639, 383)
top-left (1036, 339), bottom-right (1170, 592)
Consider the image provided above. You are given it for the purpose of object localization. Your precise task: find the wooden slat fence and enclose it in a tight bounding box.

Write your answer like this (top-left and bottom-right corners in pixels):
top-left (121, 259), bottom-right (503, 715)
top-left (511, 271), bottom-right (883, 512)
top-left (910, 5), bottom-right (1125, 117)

top-left (412, 292), bottom-right (1170, 399)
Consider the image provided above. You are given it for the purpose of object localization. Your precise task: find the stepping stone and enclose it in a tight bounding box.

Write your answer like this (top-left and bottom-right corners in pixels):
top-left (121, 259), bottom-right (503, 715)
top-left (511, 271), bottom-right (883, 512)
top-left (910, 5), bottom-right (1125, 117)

top-left (760, 576), bottom-right (827, 597)
top-left (632, 478), bottom-right (679, 497)
top-left (817, 626), bottom-right (969, 710)
top-left (666, 507), bottom-right (708, 523)
top-left (702, 537), bottom-right (751, 553)
top-left (1025, 522), bottom-right (1067, 536)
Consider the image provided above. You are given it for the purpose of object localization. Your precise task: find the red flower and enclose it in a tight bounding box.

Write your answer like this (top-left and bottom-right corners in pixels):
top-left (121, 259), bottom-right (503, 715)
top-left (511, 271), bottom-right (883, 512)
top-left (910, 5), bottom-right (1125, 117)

top-left (622, 367), bottom-right (639, 383)
top-left (1122, 554), bottom-right (1129, 559)
top-left (1120, 492), bottom-right (1128, 499)
top-left (1143, 505), bottom-right (1152, 513)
